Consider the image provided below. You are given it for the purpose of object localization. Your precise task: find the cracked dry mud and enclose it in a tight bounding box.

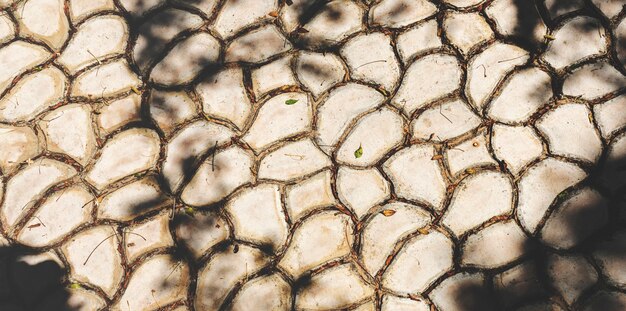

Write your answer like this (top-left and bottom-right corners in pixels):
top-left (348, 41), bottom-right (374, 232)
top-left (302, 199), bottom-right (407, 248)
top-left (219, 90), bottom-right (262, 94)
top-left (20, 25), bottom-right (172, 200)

top-left (1, 0), bottom-right (626, 310)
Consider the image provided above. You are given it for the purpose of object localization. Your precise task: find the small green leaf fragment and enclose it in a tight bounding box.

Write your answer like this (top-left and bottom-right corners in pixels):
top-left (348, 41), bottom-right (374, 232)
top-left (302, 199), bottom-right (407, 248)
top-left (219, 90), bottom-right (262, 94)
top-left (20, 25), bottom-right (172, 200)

top-left (354, 144), bottom-right (363, 159)
top-left (285, 99), bottom-right (298, 105)
top-left (184, 207), bottom-right (195, 215)
top-left (69, 283), bottom-right (82, 289)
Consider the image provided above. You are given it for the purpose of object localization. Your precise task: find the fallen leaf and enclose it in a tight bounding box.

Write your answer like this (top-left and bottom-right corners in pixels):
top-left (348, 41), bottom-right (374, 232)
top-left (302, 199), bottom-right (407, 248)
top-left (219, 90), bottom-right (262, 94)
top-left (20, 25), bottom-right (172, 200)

top-left (466, 168), bottom-right (476, 174)
top-left (131, 86), bottom-right (141, 94)
top-left (295, 27), bottom-right (309, 34)
top-left (69, 283), bottom-right (82, 289)
top-left (285, 99), bottom-right (298, 105)
top-left (384, 254), bottom-right (394, 266)
top-left (354, 144), bottom-right (363, 159)
top-left (184, 207), bottom-right (195, 215)
top-left (544, 34), bottom-right (556, 40)
top-left (417, 227), bottom-right (430, 235)
top-left (381, 209), bottom-right (396, 217)
top-left (268, 11), bottom-right (278, 17)
top-left (431, 154), bottom-right (443, 160)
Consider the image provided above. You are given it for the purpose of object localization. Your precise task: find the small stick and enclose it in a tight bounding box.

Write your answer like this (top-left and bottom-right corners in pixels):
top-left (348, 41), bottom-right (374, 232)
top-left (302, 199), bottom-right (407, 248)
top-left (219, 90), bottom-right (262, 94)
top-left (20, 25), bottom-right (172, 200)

top-left (355, 60), bottom-right (387, 69)
top-left (124, 231), bottom-right (147, 241)
top-left (83, 233), bottom-right (117, 265)
top-left (284, 153), bottom-right (305, 160)
top-left (170, 199), bottom-right (176, 219)
top-left (86, 50), bottom-right (101, 65)
top-left (439, 105), bottom-right (452, 123)
top-left (41, 111), bottom-right (64, 122)
top-left (55, 189), bottom-right (65, 202)
top-left (81, 197), bottom-right (97, 209)
top-left (38, 157), bottom-right (44, 175)
top-left (164, 261), bottom-right (182, 282)
top-left (32, 215), bottom-right (46, 227)
top-left (211, 140), bottom-right (218, 172)
top-left (497, 55), bottom-right (526, 64)
top-left (477, 64), bottom-right (487, 77)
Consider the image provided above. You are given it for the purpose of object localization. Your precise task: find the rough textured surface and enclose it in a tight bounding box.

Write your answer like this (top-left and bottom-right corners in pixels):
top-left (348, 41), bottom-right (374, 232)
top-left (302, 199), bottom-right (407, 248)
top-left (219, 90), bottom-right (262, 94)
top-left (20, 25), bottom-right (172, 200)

top-left (0, 0), bottom-right (624, 310)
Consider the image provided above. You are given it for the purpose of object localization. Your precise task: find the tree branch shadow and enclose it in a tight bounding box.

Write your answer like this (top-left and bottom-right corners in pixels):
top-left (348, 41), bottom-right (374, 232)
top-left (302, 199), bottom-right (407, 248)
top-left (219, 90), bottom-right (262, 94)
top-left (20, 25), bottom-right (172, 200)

top-left (0, 245), bottom-right (77, 311)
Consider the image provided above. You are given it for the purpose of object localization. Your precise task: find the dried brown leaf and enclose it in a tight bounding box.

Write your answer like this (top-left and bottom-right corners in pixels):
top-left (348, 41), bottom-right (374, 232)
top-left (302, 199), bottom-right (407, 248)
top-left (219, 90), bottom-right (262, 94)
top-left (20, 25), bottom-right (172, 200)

top-left (381, 209), bottom-right (396, 217)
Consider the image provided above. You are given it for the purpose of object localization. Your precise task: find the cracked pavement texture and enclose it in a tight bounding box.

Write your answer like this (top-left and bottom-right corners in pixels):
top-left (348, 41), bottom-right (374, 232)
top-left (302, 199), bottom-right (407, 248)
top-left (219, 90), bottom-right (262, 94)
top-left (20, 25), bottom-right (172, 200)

top-left (1, 0), bottom-right (626, 310)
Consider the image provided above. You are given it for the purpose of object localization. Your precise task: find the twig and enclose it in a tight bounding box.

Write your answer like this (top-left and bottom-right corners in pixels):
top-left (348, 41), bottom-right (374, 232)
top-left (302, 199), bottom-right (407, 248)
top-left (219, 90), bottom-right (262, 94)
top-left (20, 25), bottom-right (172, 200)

top-left (439, 105), bottom-right (452, 123)
top-left (20, 197), bottom-right (38, 210)
top-left (40, 111), bottom-right (64, 122)
top-left (497, 55), bottom-right (526, 64)
top-left (211, 140), bottom-right (218, 172)
top-left (86, 50), bottom-right (101, 65)
top-left (477, 64), bottom-right (487, 77)
top-left (124, 231), bottom-right (148, 241)
top-left (284, 153), bottom-right (305, 160)
top-left (38, 157), bottom-right (44, 174)
top-left (354, 60), bottom-right (387, 69)
top-left (170, 199), bottom-right (176, 219)
top-left (55, 189), bottom-right (65, 202)
top-left (81, 197), bottom-right (96, 209)
top-left (83, 233), bottom-right (117, 265)
top-left (150, 289), bottom-right (160, 309)
top-left (32, 215), bottom-right (47, 227)
top-left (164, 261), bottom-right (182, 282)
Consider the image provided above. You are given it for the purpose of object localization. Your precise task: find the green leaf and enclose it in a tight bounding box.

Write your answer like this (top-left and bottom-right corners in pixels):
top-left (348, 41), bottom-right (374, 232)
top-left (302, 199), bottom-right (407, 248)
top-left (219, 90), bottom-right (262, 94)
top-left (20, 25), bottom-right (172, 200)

top-left (69, 283), bottom-right (82, 289)
top-left (354, 144), bottom-right (363, 159)
top-left (285, 99), bottom-right (298, 105)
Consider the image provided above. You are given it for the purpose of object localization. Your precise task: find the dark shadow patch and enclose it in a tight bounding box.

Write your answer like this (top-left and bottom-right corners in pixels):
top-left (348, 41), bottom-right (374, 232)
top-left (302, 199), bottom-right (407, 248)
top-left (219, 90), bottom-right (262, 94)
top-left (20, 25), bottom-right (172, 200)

top-left (0, 245), bottom-right (77, 311)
